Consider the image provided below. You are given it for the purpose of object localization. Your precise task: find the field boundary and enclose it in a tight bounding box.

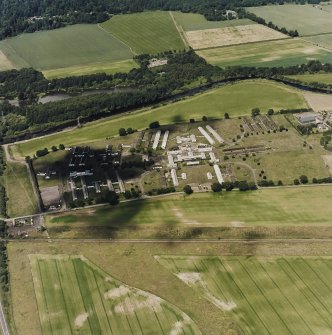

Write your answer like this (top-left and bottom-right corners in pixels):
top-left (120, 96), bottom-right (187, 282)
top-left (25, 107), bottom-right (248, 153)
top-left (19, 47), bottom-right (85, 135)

top-left (169, 11), bottom-right (190, 49)
top-left (96, 23), bottom-right (136, 55)
top-left (194, 36), bottom-right (291, 52)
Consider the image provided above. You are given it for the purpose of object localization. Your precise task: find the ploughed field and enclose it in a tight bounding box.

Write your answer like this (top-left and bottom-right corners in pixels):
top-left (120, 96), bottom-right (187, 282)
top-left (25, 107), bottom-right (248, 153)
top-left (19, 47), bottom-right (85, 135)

top-left (157, 255), bottom-right (332, 335)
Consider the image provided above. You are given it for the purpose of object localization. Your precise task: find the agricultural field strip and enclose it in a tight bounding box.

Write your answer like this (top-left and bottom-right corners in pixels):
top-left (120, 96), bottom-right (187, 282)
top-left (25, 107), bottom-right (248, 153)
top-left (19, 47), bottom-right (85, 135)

top-left (158, 256), bottom-right (332, 335)
top-left (30, 255), bottom-right (198, 335)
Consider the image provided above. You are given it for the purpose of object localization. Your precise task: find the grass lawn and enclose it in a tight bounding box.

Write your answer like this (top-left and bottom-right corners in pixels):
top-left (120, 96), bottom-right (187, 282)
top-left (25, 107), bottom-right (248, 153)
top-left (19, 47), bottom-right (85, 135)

top-left (248, 4), bottom-right (332, 36)
top-left (288, 73), bottom-right (332, 84)
top-left (16, 80), bottom-right (307, 157)
top-left (198, 38), bottom-right (332, 68)
top-left (101, 11), bottom-right (186, 54)
top-left (45, 186), bottom-right (332, 239)
top-left (0, 24), bottom-right (134, 72)
top-left (158, 255), bottom-right (332, 335)
top-left (171, 12), bottom-right (254, 31)
top-left (4, 162), bottom-right (38, 217)
top-left (29, 254), bottom-right (200, 335)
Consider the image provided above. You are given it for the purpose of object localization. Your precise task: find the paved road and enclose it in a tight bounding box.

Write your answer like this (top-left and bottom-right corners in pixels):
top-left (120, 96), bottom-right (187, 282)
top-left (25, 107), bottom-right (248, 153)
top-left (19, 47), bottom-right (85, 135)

top-left (0, 302), bottom-right (10, 335)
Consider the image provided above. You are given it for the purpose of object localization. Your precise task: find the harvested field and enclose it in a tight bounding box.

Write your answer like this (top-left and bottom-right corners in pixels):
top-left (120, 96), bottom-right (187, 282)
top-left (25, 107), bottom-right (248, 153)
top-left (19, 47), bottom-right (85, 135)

top-left (185, 24), bottom-right (287, 49)
top-left (198, 38), bottom-right (332, 67)
top-left (303, 91), bottom-right (332, 111)
top-left (171, 12), bottom-right (254, 31)
top-left (158, 255), bottom-right (332, 335)
top-left (30, 254), bottom-right (200, 335)
top-left (248, 4), bottom-right (332, 36)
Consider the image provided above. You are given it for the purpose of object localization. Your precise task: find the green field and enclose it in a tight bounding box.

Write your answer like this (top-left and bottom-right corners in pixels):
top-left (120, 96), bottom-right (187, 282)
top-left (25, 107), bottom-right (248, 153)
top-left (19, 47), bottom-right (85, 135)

top-left (16, 80), bottom-right (306, 157)
top-left (30, 255), bottom-right (200, 335)
top-left (4, 162), bottom-right (38, 217)
top-left (44, 186), bottom-right (332, 239)
top-left (171, 12), bottom-right (254, 31)
top-left (101, 11), bottom-right (186, 54)
top-left (158, 255), bottom-right (332, 335)
top-left (304, 33), bottom-right (332, 51)
top-left (0, 24), bottom-right (134, 75)
top-left (248, 4), bottom-right (332, 36)
top-left (288, 73), bottom-right (332, 84)
top-left (198, 38), bottom-right (332, 68)
top-left (42, 59), bottom-right (137, 80)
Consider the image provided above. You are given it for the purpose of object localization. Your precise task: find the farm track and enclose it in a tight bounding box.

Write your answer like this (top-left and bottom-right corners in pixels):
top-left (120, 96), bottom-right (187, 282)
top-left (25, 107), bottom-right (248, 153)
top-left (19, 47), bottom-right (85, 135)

top-left (5, 238), bottom-right (332, 243)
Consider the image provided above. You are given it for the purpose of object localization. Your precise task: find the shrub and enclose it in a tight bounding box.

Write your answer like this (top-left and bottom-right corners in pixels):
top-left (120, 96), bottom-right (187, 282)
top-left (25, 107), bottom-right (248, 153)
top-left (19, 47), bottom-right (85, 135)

top-left (183, 185), bottom-right (193, 195)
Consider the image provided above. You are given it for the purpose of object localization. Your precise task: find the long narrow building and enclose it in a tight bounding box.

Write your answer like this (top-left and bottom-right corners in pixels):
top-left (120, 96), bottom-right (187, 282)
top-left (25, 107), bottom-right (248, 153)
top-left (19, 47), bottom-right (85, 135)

top-left (213, 164), bottom-right (224, 184)
top-left (198, 127), bottom-right (215, 145)
top-left (161, 130), bottom-right (169, 149)
top-left (206, 125), bottom-right (224, 143)
top-left (171, 169), bottom-right (179, 186)
top-left (152, 130), bottom-right (162, 149)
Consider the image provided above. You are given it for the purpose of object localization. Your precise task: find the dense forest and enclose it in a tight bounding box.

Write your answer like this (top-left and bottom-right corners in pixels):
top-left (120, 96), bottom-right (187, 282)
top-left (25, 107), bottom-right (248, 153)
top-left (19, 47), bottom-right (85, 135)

top-left (0, 0), bottom-right (321, 39)
top-left (0, 54), bottom-right (332, 143)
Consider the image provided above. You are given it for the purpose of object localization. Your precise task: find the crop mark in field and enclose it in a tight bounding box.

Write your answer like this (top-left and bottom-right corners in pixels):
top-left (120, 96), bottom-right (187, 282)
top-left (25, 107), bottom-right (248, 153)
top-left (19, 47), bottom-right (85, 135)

top-left (29, 254), bottom-right (201, 335)
top-left (185, 24), bottom-right (287, 50)
top-left (158, 256), bottom-right (332, 335)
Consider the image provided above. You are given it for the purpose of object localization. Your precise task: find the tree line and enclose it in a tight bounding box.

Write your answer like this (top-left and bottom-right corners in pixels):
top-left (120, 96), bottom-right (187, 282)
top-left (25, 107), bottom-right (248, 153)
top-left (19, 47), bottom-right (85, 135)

top-left (0, 0), bottom-right (321, 40)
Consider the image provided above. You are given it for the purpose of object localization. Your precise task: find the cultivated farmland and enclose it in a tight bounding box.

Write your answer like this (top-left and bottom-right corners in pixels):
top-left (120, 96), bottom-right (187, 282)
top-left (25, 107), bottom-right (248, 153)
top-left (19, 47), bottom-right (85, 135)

top-left (9, 241), bottom-right (332, 335)
top-left (101, 11), bottom-right (186, 54)
top-left (15, 80), bottom-right (306, 157)
top-left (30, 255), bottom-right (200, 335)
top-left (185, 24), bottom-right (287, 50)
top-left (157, 255), bottom-right (332, 335)
top-left (0, 24), bottom-right (134, 76)
top-left (248, 4), bottom-right (332, 36)
top-left (198, 38), bottom-right (332, 67)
